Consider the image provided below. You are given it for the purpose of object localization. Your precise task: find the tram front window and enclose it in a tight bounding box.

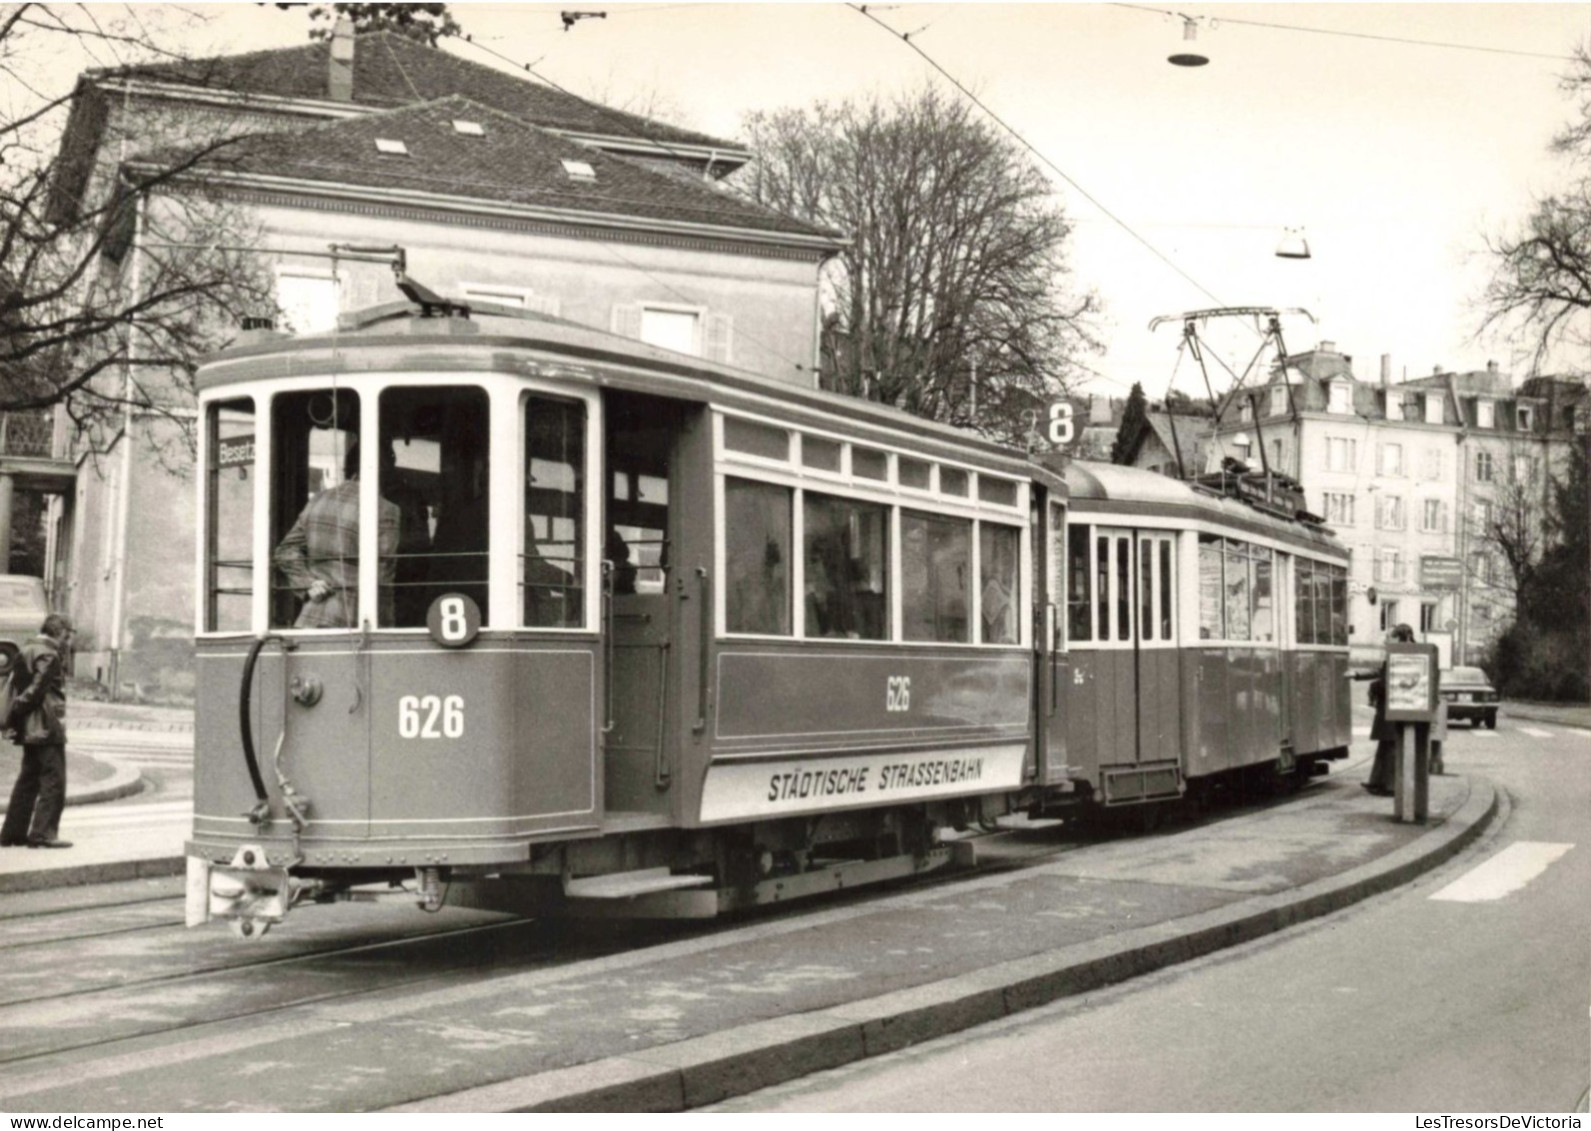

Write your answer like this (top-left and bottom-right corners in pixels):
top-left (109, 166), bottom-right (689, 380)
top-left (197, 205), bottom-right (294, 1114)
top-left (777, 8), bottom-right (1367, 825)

top-left (524, 395), bottom-right (586, 628)
top-left (270, 390), bottom-right (378, 629)
top-left (379, 386), bottom-right (490, 627)
top-left (204, 398), bottom-right (255, 632)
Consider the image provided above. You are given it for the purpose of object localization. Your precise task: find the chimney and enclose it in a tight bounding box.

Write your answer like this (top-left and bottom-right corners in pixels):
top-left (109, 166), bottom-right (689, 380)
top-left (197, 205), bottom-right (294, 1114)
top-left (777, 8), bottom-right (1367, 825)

top-left (1380, 353), bottom-right (1391, 389)
top-left (1320, 340), bottom-right (1336, 354)
top-left (328, 16), bottom-right (355, 102)
top-left (1487, 359), bottom-right (1499, 374)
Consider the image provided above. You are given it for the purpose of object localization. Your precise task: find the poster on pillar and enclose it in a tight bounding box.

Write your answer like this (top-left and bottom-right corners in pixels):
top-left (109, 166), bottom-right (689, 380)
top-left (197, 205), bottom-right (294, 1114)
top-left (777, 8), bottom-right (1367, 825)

top-left (1383, 642), bottom-right (1440, 723)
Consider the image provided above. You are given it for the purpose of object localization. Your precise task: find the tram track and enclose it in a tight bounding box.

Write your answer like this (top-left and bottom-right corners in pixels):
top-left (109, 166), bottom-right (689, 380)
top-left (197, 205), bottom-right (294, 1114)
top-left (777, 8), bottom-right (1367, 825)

top-left (0, 779), bottom-right (1332, 1094)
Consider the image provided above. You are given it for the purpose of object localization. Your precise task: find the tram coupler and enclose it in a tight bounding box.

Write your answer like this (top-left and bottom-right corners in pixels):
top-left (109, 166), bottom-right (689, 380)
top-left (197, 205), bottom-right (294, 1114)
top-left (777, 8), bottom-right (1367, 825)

top-left (186, 844), bottom-right (303, 939)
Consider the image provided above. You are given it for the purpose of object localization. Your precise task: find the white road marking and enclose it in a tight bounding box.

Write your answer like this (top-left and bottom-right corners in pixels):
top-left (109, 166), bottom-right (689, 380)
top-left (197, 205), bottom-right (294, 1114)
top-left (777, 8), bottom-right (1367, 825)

top-left (1519, 726), bottom-right (1556, 739)
top-left (1430, 841), bottom-right (1574, 902)
top-left (1469, 730), bottom-right (1498, 738)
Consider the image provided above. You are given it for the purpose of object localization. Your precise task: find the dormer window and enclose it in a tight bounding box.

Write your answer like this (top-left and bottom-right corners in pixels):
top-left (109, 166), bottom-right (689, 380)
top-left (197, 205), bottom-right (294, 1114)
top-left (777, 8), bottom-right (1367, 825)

top-left (561, 159), bottom-right (596, 182)
top-left (1238, 400), bottom-right (1253, 422)
top-left (1327, 381), bottom-right (1352, 414)
top-left (1386, 395), bottom-right (1402, 421)
top-left (1517, 405), bottom-right (1534, 431)
top-left (1269, 385), bottom-right (1288, 417)
top-left (374, 138), bottom-right (408, 155)
top-left (1476, 399), bottom-right (1495, 429)
top-left (451, 119), bottom-right (484, 136)
top-left (1424, 393), bottom-right (1443, 424)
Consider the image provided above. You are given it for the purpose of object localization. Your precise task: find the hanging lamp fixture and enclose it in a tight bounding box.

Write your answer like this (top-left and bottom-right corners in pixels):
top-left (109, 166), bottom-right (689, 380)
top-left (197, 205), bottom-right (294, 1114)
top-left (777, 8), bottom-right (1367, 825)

top-left (1275, 227), bottom-right (1312, 259)
top-left (1168, 16), bottom-right (1209, 67)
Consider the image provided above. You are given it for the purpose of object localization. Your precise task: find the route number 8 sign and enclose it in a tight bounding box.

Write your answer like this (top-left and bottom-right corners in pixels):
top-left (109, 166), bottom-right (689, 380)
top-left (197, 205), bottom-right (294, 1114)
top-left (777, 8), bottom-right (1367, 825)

top-left (426, 593), bottom-right (482, 648)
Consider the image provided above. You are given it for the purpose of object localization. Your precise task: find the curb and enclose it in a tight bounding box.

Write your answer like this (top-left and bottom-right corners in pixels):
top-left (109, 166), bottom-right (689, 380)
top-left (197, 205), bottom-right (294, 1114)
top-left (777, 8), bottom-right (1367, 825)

top-left (0, 855), bottom-right (185, 894)
top-left (0, 753), bottom-right (146, 817)
top-left (1502, 709), bottom-right (1591, 734)
top-left (391, 776), bottom-right (1499, 1113)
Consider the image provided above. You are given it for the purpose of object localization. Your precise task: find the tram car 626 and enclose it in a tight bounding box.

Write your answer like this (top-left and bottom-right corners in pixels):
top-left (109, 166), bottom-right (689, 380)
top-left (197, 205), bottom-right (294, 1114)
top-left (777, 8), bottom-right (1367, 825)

top-left (186, 298), bottom-right (1352, 936)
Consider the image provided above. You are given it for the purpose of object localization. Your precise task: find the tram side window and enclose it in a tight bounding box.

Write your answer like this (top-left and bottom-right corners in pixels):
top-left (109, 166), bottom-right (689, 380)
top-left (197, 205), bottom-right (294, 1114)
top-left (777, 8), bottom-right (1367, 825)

top-left (725, 478), bottom-right (791, 635)
top-left (269, 390), bottom-right (373, 630)
top-left (980, 523), bottom-right (1020, 644)
top-left (524, 396), bottom-right (586, 629)
top-left (902, 511), bottom-right (970, 642)
top-left (1198, 534), bottom-right (1223, 640)
top-left (1223, 539), bottom-right (1251, 641)
top-left (1159, 540), bottom-right (1174, 640)
top-left (608, 407), bottom-right (671, 596)
top-left (1251, 548), bottom-right (1274, 642)
top-left (205, 398), bottom-right (255, 632)
top-left (1329, 564), bottom-right (1348, 645)
top-left (1067, 525), bottom-right (1091, 643)
top-left (1295, 560), bottom-right (1317, 645)
top-left (804, 492), bottom-right (889, 639)
top-left (380, 386), bottom-right (490, 627)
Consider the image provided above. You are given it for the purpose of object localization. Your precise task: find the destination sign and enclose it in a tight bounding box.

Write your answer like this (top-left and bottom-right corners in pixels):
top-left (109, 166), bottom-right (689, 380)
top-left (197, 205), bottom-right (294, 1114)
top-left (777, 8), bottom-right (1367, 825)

top-left (698, 743), bottom-right (1026, 822)
top-left (217, 434), bottom-right (255, 469)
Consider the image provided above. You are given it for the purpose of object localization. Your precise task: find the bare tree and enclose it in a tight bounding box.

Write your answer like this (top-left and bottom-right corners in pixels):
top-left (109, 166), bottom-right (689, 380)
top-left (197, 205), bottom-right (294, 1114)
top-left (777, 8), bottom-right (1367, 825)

top-left (1481, 42), bottom-right (1591, 372)
top-left (735, 87), bottom-right (1099, 446)
top-left (1, 4), bottom-right (275, 463)
top-left (1467, 458), bottom-right (1551, 612)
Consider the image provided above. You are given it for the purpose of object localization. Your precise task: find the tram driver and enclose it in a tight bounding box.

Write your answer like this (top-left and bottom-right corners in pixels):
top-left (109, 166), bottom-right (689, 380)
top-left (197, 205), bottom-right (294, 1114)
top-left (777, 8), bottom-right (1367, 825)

top-left (273, 440), bottom-right (401, 628)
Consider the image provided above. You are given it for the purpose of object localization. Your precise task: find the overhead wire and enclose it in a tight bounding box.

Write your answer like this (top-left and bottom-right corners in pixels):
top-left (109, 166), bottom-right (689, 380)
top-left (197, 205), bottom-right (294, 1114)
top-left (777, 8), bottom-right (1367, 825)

top-left (848, 2), bottom-right (1228, 310)
top-left (1110, 3), bottom-right (1576, 62)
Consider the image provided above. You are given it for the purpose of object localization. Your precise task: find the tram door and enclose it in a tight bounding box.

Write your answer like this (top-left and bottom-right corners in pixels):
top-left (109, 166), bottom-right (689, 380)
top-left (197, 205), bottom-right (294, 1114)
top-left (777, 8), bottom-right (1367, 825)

top-left (1038, 498), bottom-right (1070, 785)
top-left (603, 394), bottom-right (683, 816)
top-left (1066, 525), bottom-right (1180, 797)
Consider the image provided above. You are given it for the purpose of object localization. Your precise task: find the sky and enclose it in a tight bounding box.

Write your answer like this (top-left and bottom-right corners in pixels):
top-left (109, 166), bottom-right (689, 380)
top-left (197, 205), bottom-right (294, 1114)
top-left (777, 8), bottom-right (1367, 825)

top-left (32, 2), bottom-right (1591, 401)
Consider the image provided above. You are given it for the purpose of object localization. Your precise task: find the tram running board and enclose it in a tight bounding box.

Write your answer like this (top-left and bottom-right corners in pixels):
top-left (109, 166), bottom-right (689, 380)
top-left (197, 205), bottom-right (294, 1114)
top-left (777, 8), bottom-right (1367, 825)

top-left (451, 846), bottom-right (966, 920)
top-left (563, 867), bottom-right (714, 899)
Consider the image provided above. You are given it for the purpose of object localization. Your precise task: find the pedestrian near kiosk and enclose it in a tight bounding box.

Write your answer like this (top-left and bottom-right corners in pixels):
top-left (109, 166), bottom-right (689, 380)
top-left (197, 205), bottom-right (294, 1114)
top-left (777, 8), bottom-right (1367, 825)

top-left (1357, 623), bottom-right (1416, 796)
top-left (0, 613), bottom-right (74, 848)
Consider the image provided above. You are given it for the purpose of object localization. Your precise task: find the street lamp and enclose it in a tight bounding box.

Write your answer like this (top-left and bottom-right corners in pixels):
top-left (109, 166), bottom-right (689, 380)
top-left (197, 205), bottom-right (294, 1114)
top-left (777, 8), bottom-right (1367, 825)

top-left (1276, 227), bottom-right (1312, 260)
top-left (1168, 16), bottom-right (1209, 66)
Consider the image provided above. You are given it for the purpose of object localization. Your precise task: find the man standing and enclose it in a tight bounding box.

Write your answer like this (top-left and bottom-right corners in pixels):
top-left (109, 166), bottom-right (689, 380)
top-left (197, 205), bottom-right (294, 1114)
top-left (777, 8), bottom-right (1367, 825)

top-left (274, 441), bottom-right (400, 628)
top-left (1, 614), bottom-right (73, 848)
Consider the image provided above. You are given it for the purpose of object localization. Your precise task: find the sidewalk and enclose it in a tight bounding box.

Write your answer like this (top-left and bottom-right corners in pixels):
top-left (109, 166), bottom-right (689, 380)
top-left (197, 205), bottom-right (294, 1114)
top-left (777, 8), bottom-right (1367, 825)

top-left (0, 758), bottom-right (1496, 1112)
top-left (0, 702), bottom-right (193, 892)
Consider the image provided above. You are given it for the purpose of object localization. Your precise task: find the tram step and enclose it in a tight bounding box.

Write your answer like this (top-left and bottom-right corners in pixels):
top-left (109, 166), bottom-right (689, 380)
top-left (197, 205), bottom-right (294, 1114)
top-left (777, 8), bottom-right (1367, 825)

top-left (563, 867), bottom-right (715, 900)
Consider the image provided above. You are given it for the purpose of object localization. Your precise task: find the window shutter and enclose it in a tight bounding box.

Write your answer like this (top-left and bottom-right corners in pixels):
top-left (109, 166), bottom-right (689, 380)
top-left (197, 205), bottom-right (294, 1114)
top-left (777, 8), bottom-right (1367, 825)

top-left (705, 312), bottom-right (733, 364)
top-left (612, 303), bottom-right (643, 341)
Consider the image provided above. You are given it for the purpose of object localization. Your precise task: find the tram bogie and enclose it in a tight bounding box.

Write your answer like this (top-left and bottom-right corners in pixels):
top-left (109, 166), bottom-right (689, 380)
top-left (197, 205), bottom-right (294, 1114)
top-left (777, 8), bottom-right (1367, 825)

top-left (186, 300), bottom-right (1353, 936)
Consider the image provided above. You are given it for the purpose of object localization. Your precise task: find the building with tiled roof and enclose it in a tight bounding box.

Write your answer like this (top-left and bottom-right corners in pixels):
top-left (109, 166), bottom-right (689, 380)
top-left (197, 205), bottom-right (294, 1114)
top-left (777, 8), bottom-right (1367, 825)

top-left (1207, 342), bottom-right (1588, 666)
top-left (45, 21), bottom-right (844, 697)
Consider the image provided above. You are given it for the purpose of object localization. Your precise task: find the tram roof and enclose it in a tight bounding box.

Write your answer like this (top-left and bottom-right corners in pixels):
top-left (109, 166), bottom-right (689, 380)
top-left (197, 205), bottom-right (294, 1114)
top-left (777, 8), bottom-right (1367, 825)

top-left (199, 301), bottom-right (1066, 492)
top-left (1063, 459), bottom-right (1345, 558)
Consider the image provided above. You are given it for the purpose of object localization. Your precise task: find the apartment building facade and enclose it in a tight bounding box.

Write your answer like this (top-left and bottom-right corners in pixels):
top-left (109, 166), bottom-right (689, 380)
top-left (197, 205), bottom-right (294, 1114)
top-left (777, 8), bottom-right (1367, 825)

top-left (1210, 343), bottom-right (1585, 667)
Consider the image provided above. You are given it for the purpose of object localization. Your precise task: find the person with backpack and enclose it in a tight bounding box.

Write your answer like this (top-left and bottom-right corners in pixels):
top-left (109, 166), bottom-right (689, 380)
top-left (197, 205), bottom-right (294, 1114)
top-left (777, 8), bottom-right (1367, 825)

top-left (1, 614), bottom-right (74, 848)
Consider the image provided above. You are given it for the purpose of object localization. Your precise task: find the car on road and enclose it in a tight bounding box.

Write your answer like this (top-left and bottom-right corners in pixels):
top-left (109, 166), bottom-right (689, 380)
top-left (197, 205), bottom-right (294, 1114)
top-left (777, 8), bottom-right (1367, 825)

top-left (0, 575), bottom-right (48, 678)
top-left (1441, 665), bottom-right (1498, 729)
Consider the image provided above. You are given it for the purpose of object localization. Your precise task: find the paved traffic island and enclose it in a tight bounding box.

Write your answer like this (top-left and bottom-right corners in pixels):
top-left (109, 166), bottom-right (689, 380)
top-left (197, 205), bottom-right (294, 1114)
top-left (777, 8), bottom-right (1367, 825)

top-left (0, 771), bottom-right (1494, 1112)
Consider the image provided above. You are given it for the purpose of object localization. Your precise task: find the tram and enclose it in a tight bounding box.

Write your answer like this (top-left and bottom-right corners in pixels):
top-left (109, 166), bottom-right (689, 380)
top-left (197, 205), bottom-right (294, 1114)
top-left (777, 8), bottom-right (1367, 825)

top-left (185, 297), bottom-right (1351, 936)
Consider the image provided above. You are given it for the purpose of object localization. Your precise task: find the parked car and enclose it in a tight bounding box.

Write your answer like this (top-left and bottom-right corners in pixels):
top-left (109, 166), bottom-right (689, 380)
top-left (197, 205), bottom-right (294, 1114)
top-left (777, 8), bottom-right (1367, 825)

top-left (0, 575), bottom-right (48, 678)
top-left (1441, 665), bottom-right (1498, 729)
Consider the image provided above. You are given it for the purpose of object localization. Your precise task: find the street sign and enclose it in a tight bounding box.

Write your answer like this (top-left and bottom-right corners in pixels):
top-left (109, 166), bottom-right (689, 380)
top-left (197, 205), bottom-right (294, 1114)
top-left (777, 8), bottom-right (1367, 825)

top-left (1419, 556), bottom-right (1462, 590)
